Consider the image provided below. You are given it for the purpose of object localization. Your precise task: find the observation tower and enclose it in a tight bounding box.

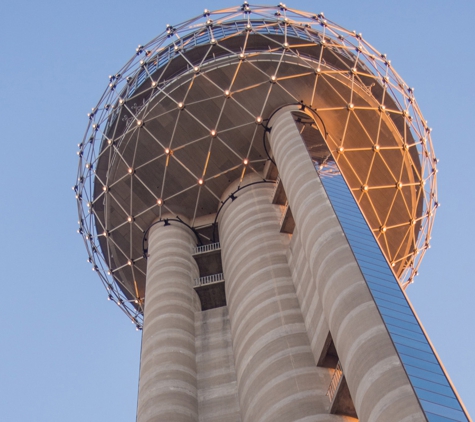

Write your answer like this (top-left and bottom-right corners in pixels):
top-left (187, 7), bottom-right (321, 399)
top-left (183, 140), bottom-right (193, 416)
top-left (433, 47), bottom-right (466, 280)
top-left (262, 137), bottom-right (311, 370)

top-left (75, 4), bottom-right (471, 422)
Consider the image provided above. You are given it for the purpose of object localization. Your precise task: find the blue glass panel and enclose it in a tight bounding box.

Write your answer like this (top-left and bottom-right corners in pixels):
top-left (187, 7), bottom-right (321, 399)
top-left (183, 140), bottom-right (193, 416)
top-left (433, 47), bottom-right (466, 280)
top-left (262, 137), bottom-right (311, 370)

top-left (350, 241), bottom-right (384, 254)
top-left (400, 353), bottom-right (444, 375)
top-left (340, 226), bottom-right (376, 239)
top-left (331, 207), bottom-right (370, 224)
top-left (420, 400), bottom-right (468, 421)
top-left (355, 252), bottom-right (390, 264)
top-left (410, 375), bottom-right (456, 397)
top-left (358, 260), bottom-right (391, 275)
top-left (378, 299), bottom-right (418, 325)
top-left (340, 221), bottom-right (371, 234)
top-left (365, 274), bottom-right (400, 288)
top-left (386, 324), bottom-right (426, 343)
top-left (330, 199), bottom-right (367, 216)
top-left (357, 266), bottom-right (396, 282)
top-left (360, 265), bottom-right (394, 280)
top-left (339, 217), bottom-right (374, 231)
top-left (367, 281), bottom-right (404, 296)
top-left (410, 376), bottom-right (458, 398)
top-left (391, 333), bottom-right (433, 352)
top-left (374, 297), bottom-right (414, 315)
top-left (318, 172), bottom-right (467, 420)
top-left (352, 248), bottom-right (386, 263)
top-left (381, 314), bottom-right (421, 331)
top-left (394, 343), bottom-right (438, 364)
top-left (353, 251), bottom-right (390, 267)
top-left (330, 198), bottom-right (358, 211)
top-left (426, 412), bottom-right (465, 422)
top-left (378, 307), bottom-right (419, 324)
top-left (344, 230), bottom-right (382, 246)
top-left (325, 190), bottom-right (354, 201)
top-left (367, 282), bottom-right (403, 298)
top-left (355, 260), bottom-right (394, 274)
top-left (405, 365), bottom-right (450, 385)
top-left (345, 228), bottom-right (379, 239)
top-left (371, 285), bottom-right (405, 305)
top-left (351, 241), bottom-right (381, 254)
top-left (415, 388), bottom-right (461, 408)
top-left (345, 237), bottom-right (382, 255)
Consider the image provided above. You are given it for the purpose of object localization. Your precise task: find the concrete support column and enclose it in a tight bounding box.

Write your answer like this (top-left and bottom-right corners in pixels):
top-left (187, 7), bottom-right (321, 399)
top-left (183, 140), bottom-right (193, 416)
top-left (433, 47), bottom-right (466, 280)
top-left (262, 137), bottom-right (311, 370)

top-left (137, 221), bottom-right (200, 422)
top-left (268, 107), bottom-right (426, 422)
top-left (218, 176), bottom-right (328, 422)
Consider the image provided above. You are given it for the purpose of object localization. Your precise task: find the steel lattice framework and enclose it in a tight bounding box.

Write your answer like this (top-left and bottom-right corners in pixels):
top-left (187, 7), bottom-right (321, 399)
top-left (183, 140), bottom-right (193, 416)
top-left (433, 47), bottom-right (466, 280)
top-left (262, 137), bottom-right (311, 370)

top-left (75, 3), bottom-right (438, 329)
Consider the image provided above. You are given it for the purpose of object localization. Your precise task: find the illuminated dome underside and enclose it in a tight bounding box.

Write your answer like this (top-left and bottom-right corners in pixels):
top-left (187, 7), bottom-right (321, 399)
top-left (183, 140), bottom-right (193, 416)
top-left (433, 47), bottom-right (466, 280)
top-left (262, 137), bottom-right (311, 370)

top-left (76, 8), bottom-right (437, 325)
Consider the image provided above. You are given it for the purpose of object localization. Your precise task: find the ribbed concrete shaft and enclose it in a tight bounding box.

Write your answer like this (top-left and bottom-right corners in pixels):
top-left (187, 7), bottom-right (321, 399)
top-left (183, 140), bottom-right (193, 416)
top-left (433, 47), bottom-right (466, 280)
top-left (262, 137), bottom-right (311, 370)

top-left (218, 179), bottom-right (327, 422)
top-left (137, 222), bottom-right (200, 422)
top-left (269, 107), bottom-right (426, 422)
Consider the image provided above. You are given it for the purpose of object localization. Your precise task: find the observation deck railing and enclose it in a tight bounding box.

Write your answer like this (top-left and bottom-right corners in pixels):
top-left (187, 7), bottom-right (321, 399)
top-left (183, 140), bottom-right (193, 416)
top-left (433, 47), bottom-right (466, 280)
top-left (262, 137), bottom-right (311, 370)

top-left (192, 242), bottom-right (221, 255)
top-left (194, 272), bottom-right (224, 287)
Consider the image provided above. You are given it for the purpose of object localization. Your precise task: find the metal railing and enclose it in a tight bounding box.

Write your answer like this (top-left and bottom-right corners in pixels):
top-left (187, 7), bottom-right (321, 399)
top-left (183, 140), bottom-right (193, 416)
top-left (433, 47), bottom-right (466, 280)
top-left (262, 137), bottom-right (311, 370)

top-left (327, 361), bottom-right (343, 403)
top-left (192, 242), bottom-right (221, 255)
top-left (194, 273), bottom-right (224, 287)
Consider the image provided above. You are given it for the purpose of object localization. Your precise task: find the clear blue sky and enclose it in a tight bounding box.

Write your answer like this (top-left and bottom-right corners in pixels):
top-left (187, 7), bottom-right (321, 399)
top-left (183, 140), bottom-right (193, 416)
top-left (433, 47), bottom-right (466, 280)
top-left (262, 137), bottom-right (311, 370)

top-left (1, 1), bottom-right (473, 421)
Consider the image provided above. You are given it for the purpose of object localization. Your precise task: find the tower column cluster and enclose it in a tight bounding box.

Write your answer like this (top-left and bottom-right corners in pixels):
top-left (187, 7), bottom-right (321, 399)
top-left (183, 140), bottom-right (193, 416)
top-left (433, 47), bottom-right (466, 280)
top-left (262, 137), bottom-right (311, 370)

top-left (135, 112), bottom-right (431, 421)
top-left (133, 107), bottom-right (456, 421)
